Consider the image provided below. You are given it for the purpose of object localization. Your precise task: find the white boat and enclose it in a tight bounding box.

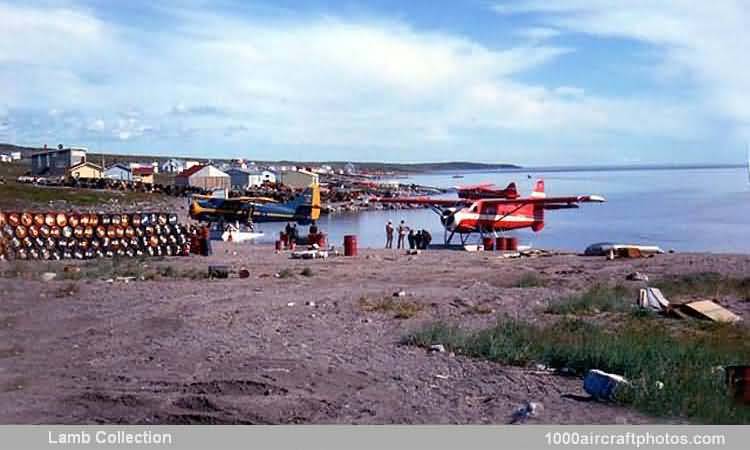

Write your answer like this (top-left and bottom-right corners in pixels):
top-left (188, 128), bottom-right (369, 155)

top-left (209, 222), bottom-right (264, 243)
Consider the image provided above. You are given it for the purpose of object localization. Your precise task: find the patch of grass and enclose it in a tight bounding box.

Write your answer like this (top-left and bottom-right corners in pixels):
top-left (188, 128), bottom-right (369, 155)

top-left (404, 317), bottom-right (750, 424)
top-left (545, 285), bottom-right (633, 315)
top-left (277, 268), bottom-right (295, 279)
top-left (300, 267), bottom-right (314, 277)
top-left (465, 304), bottom-right (495, 315)
top-left (654, 272), bottom-right (750, 301)
top-left (516, 272), bottom-right (546, 288)
top-left (0, 259), bottom-right (207, 281)
top-left (359, 296), bottom-right (424, 319)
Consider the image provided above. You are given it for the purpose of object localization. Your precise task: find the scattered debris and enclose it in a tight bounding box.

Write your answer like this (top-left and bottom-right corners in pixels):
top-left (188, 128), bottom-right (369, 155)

top-left (286, 302), bottom-right (295, 307)
top-left (583, 369), bottom-right (629, 401)
top-left (114, 276), bottom-right (136, 283)
top-left (429, 344), bottom-right (446, 353)
top-left (238, 268), bottom-right (250, 279)
top-left (434, 374), bottom-right (449, 380)
top-left (208, 265), bottom-right (229, 279)
top-left (679, 300), bottom-right (741, 323)
top-left (40, 272), bottom-right (57, 282)
top-left (305, 301), bottom-right (316, 307)
top-left (585, 242), bottom-right (664, 258)
top-left (406, 249), bottom-right (420, 255)
top-left (509, 401), bottom-right (543, 424)
top-left (63, 266), bottom-right (81, 273)
top-left (290, 249), bottom-right (329, 259)
top-left (637, 288), bottom-right (670, 311)
top-left (627, 272), bottom-right (649, 282)
top-left (393, 290), bottom-right (406, 298)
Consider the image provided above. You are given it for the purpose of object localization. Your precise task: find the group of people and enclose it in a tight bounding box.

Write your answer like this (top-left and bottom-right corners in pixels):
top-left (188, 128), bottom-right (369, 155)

top-left (284, 222), bottom-right (300, 244)
top-left (385, 220), bottom-right (432, 250)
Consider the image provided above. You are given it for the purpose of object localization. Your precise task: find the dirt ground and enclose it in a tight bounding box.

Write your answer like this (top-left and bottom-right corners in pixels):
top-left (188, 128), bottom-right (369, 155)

top-left (1, 244), bottom-right (749, 425)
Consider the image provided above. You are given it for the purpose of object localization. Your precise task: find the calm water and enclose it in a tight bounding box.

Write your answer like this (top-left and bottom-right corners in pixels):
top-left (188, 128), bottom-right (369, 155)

top-left (253, 167), bottom-right (750, 253)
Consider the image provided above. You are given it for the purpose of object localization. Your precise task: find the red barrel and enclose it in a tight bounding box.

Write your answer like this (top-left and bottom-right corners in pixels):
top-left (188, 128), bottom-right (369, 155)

top-left (275, 240), bottom-right (282, 251)
top-left (483, 236), bottom-right (495, 251)
top-left (344, 235), bottom-right (357, 256)
top-left (496, 237), bottom-right (507, 251)
top-left (506, 237), bottom-right (518, 251)
top-left (317, 233), bottom-right (327, 248)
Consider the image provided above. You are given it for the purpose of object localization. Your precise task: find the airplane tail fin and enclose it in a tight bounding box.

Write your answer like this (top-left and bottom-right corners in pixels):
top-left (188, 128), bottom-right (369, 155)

top-left (531, 179), bottom-right (545, 198)
top-left (505, 182), bottom-right (519, 199)
top-left (291, 183), bottom-right (321, 223)
top-left (531, 180), bottom-right (545, 231)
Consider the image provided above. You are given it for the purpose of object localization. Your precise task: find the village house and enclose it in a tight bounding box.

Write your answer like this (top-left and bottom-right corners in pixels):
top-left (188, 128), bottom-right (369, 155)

top-left (160, 158), bottom-right (185, 174)
top-left (31, 146), bottom-right (88, 176)
top-left (279, 169), bottom-right (319, 189)
top-left (67, 161), bottom-right (103, 180)
top-left (226, 167), bottom-right (266, 190)
top-left (103, 164), bottom-right (132, 181)
top-left (132, 166), bottom-right (154, 184)
top-left (174, 164), bottom-right (230, 191)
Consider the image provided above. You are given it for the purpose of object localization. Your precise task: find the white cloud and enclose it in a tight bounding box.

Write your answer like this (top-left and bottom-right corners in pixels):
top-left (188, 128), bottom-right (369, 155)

top-left (0, 1), bottom-right (734, 161)
top-left (494, 0), bottom-right (750, 139)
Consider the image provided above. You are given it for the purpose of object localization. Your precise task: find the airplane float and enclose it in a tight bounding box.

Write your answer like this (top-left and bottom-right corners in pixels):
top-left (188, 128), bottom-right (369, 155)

top-left (189, 185), bottom-right (321, 226)
top-left (374, 180), bottom-right (605, 245)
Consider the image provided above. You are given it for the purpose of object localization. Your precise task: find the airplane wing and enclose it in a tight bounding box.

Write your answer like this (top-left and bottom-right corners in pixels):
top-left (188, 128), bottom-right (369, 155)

top-left (372, 196), bottom-right (471, 206)
top-left (482, 195), bottom-right (606, 208)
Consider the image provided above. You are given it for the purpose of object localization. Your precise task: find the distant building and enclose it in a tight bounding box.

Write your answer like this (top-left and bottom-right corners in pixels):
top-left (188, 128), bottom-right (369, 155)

top-left (226, 168), bottom-right (267, 190)
top-left (103, 164), bottom-right (132, 181)
top-left (9, 152), bottom-right (21, 161)
top-left (261, 170), bottom-right (276, 184)
top-left (344, 162), bottom-right (356, 174)
top-left (31, 147), bottom-right (87, 176)
top-left (161, 158), bottom-right (185, 174)
top-left (132, 166), bottom-right (155, 184)
top-left (279, 169), bottom-right (319, 189)
top-left (175, 165), bottom-right (230, 191)
top-left (0, 154), bottom-right (11, 163)
top-left (67, 161), bottom-right (103, 180)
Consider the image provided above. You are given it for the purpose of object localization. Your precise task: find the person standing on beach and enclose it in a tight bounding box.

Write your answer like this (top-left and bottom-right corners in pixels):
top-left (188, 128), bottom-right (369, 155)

top-left (397, 220), bottom-right (408, 249)
top-left (408, 229), bottom-right (416, 249)
top-left (385, 220), bottom-right (394, 248)
top-left (200, 224), bottom-right (212, 256)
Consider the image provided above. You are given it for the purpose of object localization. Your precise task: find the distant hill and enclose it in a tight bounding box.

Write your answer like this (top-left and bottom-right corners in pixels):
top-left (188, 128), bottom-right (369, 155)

top-left (0, 143), bottom-right (521, 172)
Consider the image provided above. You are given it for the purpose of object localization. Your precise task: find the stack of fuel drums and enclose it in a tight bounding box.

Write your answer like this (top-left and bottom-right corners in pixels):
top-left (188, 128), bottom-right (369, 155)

top-left (0, 211), bottom-right (192, 260)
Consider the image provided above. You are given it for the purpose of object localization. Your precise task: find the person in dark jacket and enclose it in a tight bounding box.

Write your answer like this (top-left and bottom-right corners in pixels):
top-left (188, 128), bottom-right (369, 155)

top-left (421, 229), bottom-right (432, 249)
top-left (407, 229), bottom-right (416, 249)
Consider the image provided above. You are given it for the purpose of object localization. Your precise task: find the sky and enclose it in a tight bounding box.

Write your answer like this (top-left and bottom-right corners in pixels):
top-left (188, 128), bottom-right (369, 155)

top-left (0, 0), bottom-right (748, 165)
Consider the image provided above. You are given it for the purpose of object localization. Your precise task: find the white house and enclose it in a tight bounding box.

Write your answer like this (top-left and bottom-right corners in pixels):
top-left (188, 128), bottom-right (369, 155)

top-left (161, 158), bottom-right (185, 174)
top-left (261, 170), bottom-right (276, 184)
top-left (9, 151), bottom-right (21, 161)
top-left (226, 168), bottom-right (265, 190)
top-left (279, 169), bottom-right (319, 189)
top-left (103, 164), bottom-right (132, 181)
top-left (0, 154), bottom-right (12, 163)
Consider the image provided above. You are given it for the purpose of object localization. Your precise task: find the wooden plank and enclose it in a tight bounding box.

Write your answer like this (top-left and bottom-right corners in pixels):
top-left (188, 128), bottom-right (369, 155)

top-left (680, 300), bottom-right (741, 323)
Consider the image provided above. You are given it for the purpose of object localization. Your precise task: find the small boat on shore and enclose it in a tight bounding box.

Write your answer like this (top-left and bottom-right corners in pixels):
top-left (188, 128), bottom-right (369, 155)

top-left (209, 222), bottom-right (264, 243)
top-left (452, 174), bottom-right (464, 179)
